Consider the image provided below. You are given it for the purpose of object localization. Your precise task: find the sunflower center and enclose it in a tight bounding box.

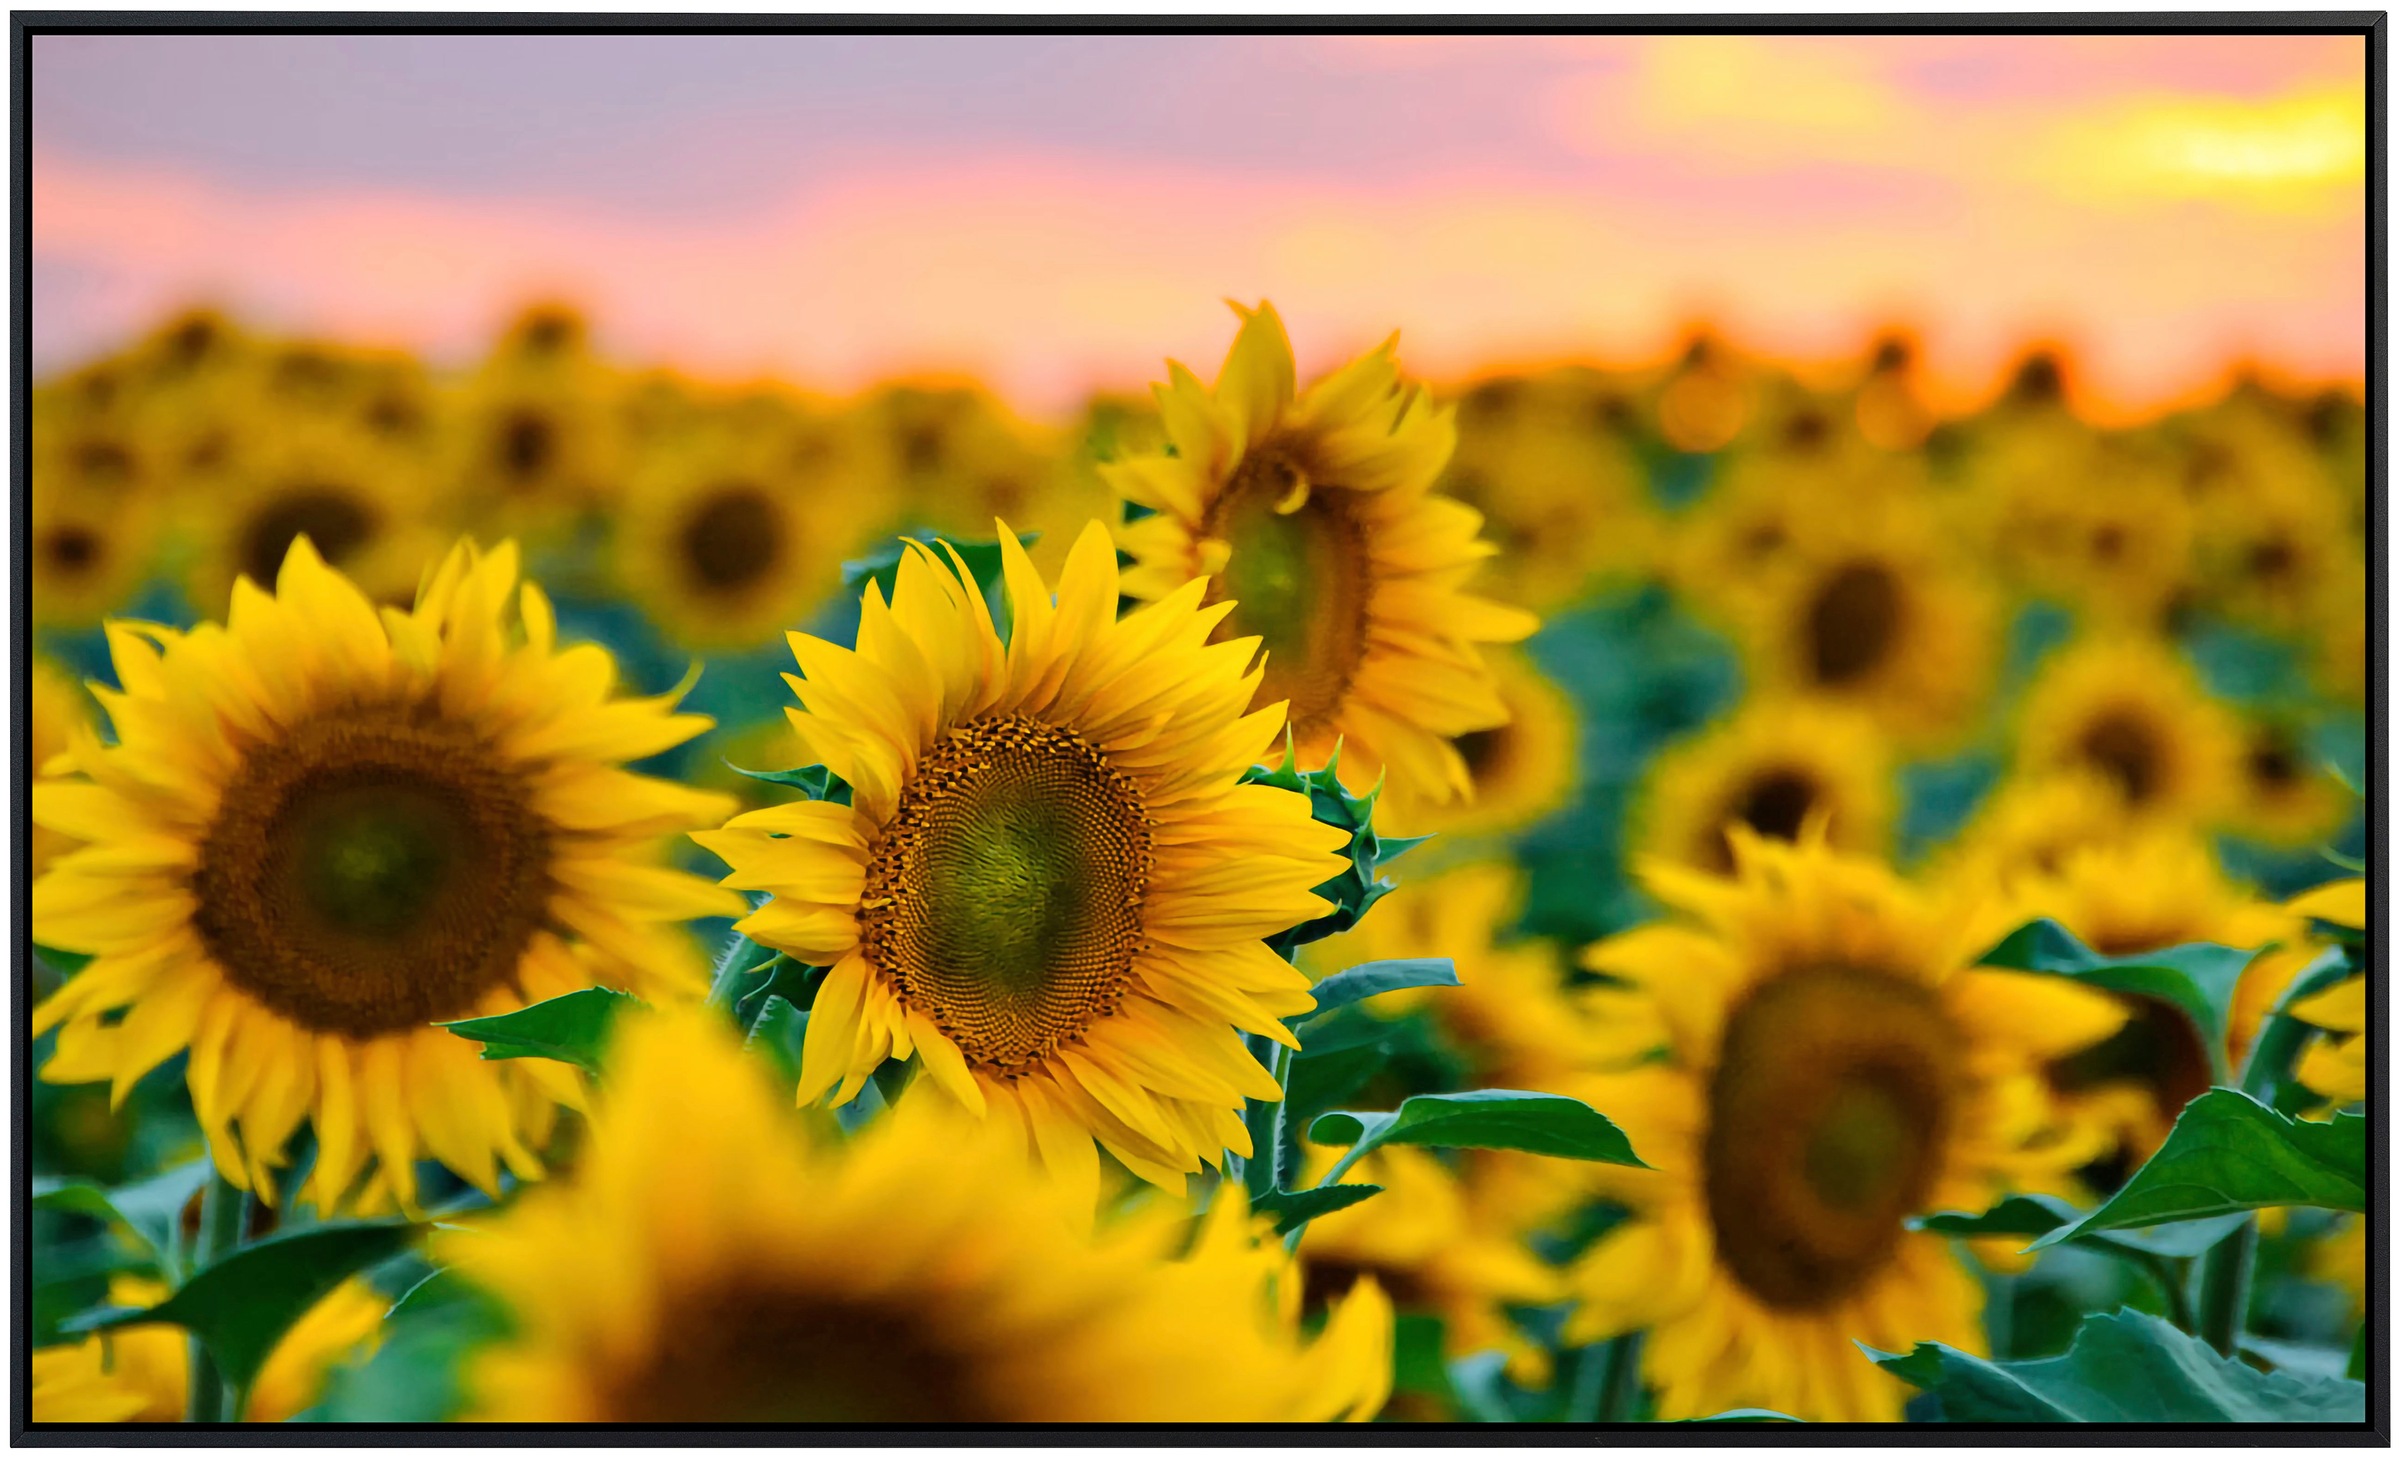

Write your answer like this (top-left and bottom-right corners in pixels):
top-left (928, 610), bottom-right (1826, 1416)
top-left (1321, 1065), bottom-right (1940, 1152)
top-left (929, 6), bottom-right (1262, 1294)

top-left (1703, 964), bottom-right (1957, 1311)
top-left (2247, 737), bottom-right (2300, 790)
top-left (496, 410), bottom-right (556, 485)
top-left (191, 708), bottom-right (555, 1037)
top-left (861, 715), bottom-right (1152, 1077)
top-left (41, 526), bottom-right (102, 576)
top-left (2050, 994), bottom-right (2213, 1156)
top-left (678, 482), bottom-right (784, 593)
top-left (1204, 451), bottom-right (1372, 728)
top-left (1455, 723), bottom-right (1512, 783)
top-left (606, 1279), bottom-right (995, 1423)
top-left (241, 487), bottom-right (377, 586)
top-left (1804, 561), bottom-right (1903, 687)
top-left (2076, 710), bottom-right (2163, 805)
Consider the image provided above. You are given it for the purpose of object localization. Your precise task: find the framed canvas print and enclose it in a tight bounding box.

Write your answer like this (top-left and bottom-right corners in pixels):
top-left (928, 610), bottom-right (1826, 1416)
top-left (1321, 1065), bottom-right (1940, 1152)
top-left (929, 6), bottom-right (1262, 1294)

top-left (14, 13), bottom-right (2382, 1440)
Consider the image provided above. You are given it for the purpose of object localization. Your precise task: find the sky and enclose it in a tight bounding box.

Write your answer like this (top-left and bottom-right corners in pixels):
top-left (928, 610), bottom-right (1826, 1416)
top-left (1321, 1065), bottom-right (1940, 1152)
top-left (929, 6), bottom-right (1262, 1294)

top-left (31, 32), bottom-right (2369, 420)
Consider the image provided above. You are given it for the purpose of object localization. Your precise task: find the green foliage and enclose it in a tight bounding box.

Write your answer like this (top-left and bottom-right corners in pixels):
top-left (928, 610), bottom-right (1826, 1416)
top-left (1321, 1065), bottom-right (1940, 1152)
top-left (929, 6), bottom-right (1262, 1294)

top-left (2032, 1092), bottom-right (2365, 1248)
top-left (1249, 1182), bottom-right (1383, 1236)
top-left (724, 761), bottom-right (851, 805)
top-left (33, 944), bottom-right (95, 978)
top-left (31, 1159), bottom-right (213, 1277)
top-left (1242, 740), bottom-right (1426, 953)
top-left (1310, 1091), bottom-right (1645, 1175)
top-left (1917, 1193), bottom-right (2245, 1261)
top-left (1977, 919), bottom-right (2253, 1077)
top-left (306, 1268), bottom-right (509, 1423)
top-left (1875, 1308), bottom-right (2365, 1422)
top-left (438, 988), bottom-right (641, 1076)
top-left (1295, 958), bottom-right (1459, 1030)
top-left (744, 996), bottom-right (812, 1086)
top-left (68, 1221), bottom-right (419, 1408)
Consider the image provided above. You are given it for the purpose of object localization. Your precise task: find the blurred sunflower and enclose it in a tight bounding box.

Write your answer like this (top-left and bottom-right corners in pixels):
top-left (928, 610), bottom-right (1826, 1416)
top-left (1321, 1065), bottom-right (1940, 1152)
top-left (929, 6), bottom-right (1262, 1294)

top-left (1295, 1142), bottom-right (1561, 1393)
top-left (1437, 371), bottom-right (1660, 611)
top-left (1849, 333), bottom-right (1936, 452)
top-left (1630, 699), bottom-right (1894, 876)
top-left (2288, 877), bottom-right (2366, 1108)
top-left (2013, 634), bottom-right (2242, 826)
top-left (443, 1007), bottom-right (1391, 1423)
top-left (442, 340), bottom-right (627, 538)
top-left (695, 523), bottom-right (1349, 1197)
top-left (1107, 302), bottom-right (1538, 803)
top-left (614, 413), bottom-right (875, 653)
top-left (856, 381), bottom-right (1082, 571)
top-left (2222, 718), bottom-right (2353, 849)
top-left (30, 656), bottom-right (93, 880)
top-left (2004, 831), bottom-right (2294, 1173)
top-left (179, 417), bottom-right (448, 616)
top-left (2191, 462), bottom-right (2358, 638)
top-left (1929, 770), bottom-right (2138, 903)
top-left (1379, 649), bottom-right (1579, 841)
top-left (1564, 832), bottom-right (2123, 1422)
top-left (1651, 334), bottom-right (1756, 455)
top-left (31, 537), bottom-right (738, 1212)
top-left (31, 1274), bottom-right (386, 1423)
top-left (29, 492), bottom-right (162, 632)
top-left (1718, 502), bottom-right (1997, 748)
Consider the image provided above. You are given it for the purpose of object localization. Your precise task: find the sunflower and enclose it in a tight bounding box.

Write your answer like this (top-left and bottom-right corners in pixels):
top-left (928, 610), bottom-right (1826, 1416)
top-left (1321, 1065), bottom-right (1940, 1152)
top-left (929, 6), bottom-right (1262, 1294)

top-left (30, 487), bottom-right (164, 631)
top-left (1714, 498), bottom-right (1997, 749)
top-left (2222, 717), bottom-right (2354, 849)
top-left (1295, 1142), bottom-right (1561, 1394)
top-left (614, 411), bottom-right (877, 653)
top-left (1631, 699), bottom-right (1894, 877)
top-left (1676, 409), bottom-right (1930, 612)
top-left (179, 416), bottom-right (449, 616)
top-left (30, 1274), bottom-right (387, 1423)
top-left (2289, 878), bottom-right (2366, 1107)
top-left (695, 522), bottom-right (1350, 1196)
top-left (2001, 830), bottom-right (2296, 1171)
top-left (856, 381), bottom-right (1088, 573)
top-left (1438, 369), bottom-right (1661, 611)
top-left (1849, 333), bottom-right (1935, 452)
top-left (1927, 770), bottom-right (2141, 906)
top-left (1650, 334), bottom-right (1757, 455)
top-left (441, 345), bottom-right (627, 540)
top-left (31, 537), bottom-right (738, 1212)
top-left (1563, 832), bottom-right (2124, 1422)
top-left (2013, 634), bottom-right (2243, 827)
top-left (443, 1006), bottom-right (1392, 1423)
top-left (1105, 302), bottom-right (1538, 804)
top-left (1378, 649), bottom-right (1579, 841)
top-left (31, 657), bottom-right (93, 879)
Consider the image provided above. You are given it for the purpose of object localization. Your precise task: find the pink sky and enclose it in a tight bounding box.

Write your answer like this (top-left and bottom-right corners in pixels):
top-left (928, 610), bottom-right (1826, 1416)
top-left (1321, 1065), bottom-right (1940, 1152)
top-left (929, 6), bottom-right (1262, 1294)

top-left (32, 32), bottom-right (2368, 421)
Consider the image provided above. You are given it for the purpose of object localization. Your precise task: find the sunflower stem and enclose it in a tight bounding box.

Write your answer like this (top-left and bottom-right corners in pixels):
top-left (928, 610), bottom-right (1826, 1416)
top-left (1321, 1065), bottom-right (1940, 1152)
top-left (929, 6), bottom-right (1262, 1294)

top-left (2196, 1217), bottom-right (2257, 1356)
top-left (705, 922), bottom-right (767, 1016)
top-left (1241, 1036), bottom-right (1293, 1200)
top-left (184, 1170), bottom-right (247, 1423)
top-left (1593, 1332), bottom-right (1644, 1422)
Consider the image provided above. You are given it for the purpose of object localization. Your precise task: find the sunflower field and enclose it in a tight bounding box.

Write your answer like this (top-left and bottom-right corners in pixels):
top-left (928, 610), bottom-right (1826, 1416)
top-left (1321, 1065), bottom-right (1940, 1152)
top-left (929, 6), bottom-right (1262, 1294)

top-left (25, 299), bottom-right (2371, 1427)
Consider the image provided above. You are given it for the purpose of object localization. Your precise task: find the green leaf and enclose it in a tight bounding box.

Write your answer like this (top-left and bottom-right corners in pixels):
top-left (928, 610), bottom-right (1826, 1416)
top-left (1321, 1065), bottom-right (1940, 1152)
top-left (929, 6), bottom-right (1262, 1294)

top-left (1309, 1090), bottom-right (1646, 1173)
top-left (841, 531), bottom-right (1033, 601)
top-left (67, 1220), bottom-right (419, 1402)
top-left (1251, 1182), bottom-right (1383, 1236)
top-left (31, 1160), bottom-right (213, 1272)
top-left (1872, 1308), bottom-right (2364, 1421)
top-left (1977, 919), bottom-right (2254, 1076)
top-left (34, 944), bottom-right (94, 977)
top-left (743, 996), bottom-right (811, 1086)
top-left (1913, 1192), bottom-right (2246, 1260)
top-left (724, 762), bottom-right (849, 805)
top-left (439, 987), bottom-right (640, 1075)
top-left (1294, 958), bottom-right (1458, 1031)
top-left (2031, 1090), bottom-right (2364, 1248)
